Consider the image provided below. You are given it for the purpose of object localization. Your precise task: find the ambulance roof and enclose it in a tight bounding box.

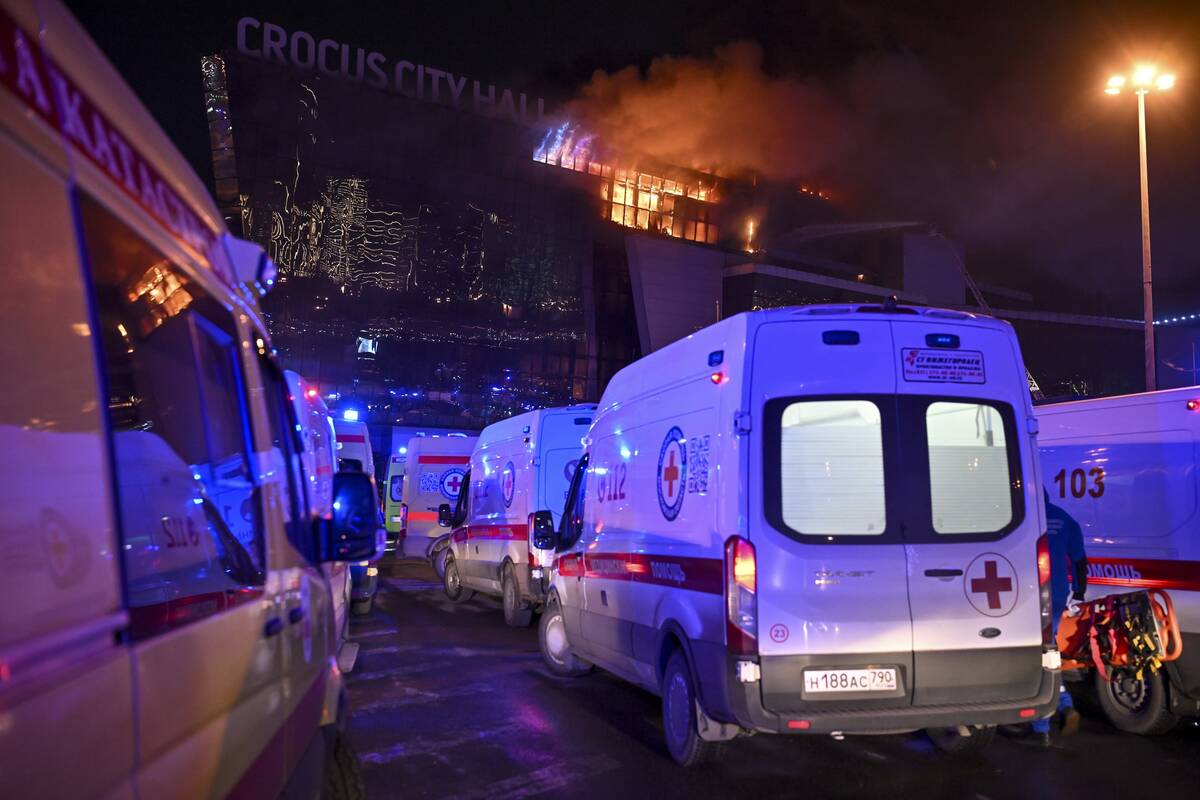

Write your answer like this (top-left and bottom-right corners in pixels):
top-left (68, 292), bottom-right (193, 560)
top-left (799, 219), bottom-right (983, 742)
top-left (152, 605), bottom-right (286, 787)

top-left (477, 405), bottom-right (597, 450)
top-left (600, 303), bottom-right (1014, 408)
top-left (405, 434), bottom-right (478, 455)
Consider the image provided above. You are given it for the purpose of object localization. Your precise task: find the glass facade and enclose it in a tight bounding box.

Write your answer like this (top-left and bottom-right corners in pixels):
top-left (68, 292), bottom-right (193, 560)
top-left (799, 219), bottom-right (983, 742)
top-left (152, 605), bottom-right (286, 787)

top-left (216, 54), bottom-right (594, 429)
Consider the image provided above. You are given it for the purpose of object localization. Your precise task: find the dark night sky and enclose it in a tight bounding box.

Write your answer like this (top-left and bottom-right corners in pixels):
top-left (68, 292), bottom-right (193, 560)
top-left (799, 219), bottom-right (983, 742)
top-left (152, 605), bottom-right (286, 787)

top-left (66, 0), bottom-right (1200, 316)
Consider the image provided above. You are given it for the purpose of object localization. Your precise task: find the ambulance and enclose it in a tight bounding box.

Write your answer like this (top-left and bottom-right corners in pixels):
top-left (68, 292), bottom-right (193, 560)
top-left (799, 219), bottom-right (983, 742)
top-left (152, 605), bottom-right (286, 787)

top-left (383, 453), bottom-right (408, 551)
top-left (0, 2), bottom-right (382, 796)
top-left (532, 303), bottom-right (1059, 765)
top-left (440, 406), bottom-right (595, 625)
top-left (1037, 386), bottom-right (1200, 734)
top-left (334, 415), bottom-right (376, 479)
top-left (287, 371), bottom-right (354, 668)
top-left (397, 434), bottom-right (477, 559)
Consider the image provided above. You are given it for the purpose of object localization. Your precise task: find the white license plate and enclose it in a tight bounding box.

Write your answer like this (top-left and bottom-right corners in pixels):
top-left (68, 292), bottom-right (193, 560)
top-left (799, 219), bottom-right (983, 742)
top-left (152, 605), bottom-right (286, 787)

top-left (804, 667), bottom-right (898, 694)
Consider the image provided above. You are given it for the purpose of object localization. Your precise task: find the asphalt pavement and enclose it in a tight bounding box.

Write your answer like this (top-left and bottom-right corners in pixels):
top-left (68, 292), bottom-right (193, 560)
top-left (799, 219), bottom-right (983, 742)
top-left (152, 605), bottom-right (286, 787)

top-left (345, 558), bottom-right (1200, 800)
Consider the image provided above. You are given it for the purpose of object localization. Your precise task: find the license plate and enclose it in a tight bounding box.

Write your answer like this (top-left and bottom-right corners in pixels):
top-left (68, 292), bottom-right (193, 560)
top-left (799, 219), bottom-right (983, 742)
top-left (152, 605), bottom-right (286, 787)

top-left (804, 667), bottom-right (898, 694)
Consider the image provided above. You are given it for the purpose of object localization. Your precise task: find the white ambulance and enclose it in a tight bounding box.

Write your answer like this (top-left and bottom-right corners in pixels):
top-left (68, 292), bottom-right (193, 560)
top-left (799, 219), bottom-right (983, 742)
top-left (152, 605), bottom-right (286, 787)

top-left (1037, 386), bottom-right (1200, 733)
top-left (533, 303), bottom-right (1060, 764)
top-left (440, 406), bottom-right (595, 625)
top-left (397, 434), bottom-right (477, 559)
top-left (0, 2), bottom-right (382, 796)
top-left (287, 371), bottom-right (355, 669)
top-left (334, 415), bottom-right (376, 479)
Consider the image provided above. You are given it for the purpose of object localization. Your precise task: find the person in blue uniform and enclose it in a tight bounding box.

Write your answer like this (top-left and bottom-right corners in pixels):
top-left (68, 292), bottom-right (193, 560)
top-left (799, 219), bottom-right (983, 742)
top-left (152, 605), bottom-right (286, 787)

top-left (1030, 487), bottom-right (1088, 744)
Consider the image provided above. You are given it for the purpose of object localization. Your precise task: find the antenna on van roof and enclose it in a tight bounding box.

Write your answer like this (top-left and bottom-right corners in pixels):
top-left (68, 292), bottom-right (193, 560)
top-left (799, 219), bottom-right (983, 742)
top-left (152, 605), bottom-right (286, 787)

top-left (882, 295), bottom-right (899, 313)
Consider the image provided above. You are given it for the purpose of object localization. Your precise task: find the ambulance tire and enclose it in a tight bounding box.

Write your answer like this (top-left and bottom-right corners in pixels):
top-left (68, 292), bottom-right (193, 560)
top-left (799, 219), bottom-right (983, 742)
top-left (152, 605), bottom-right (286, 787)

top-left (925, 725), bottom-right (996, 755)
top-left (1095, 668), bottom-right (1179, 735)
top-left (662, 649), bottom-right (726, 767)
top-left (433, 546), bottom-right (450, 580)
top-left (502, 563), bottom-right (533, 628)
top-left (443, 556), bottom-right (475, 603)
top-left (539, 594), bottom-right (592, 677)
top-left (322, 729), bottom-right (366, 800)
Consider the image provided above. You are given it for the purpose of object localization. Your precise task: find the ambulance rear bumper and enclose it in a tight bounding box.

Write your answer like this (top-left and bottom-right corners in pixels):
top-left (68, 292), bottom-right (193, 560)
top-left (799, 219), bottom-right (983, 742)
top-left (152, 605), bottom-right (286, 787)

top-left (700, 645), bottom-right (1060, 734)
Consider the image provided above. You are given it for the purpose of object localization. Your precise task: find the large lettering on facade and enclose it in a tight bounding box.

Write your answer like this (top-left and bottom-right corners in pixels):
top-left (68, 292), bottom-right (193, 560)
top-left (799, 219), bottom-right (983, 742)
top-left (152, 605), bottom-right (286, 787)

top-left (235, 17), bottom-right (546, 126)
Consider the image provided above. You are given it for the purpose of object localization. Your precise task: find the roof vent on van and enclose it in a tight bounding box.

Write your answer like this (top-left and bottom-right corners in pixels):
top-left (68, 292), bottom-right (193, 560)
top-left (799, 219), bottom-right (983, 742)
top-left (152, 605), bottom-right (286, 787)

top-left (793, 305), bottom-right (854, 316)
top-left (921, 308), bottom-right (974, 320)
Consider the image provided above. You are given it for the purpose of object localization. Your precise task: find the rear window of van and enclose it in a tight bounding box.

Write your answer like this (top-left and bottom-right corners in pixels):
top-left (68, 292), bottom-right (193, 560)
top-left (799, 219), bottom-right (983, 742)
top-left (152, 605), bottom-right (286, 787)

top-left (764, 395), bottom-right (1024, 544)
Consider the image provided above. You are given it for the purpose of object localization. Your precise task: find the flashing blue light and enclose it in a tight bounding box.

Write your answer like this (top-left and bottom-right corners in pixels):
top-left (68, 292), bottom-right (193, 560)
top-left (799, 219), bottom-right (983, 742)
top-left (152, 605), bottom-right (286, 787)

top-left (399, 446), bottom-right (408, 455)
top-left (192, 497), bottom-right (204, 505)
top-left (343, 408), bottom-right (360, 422)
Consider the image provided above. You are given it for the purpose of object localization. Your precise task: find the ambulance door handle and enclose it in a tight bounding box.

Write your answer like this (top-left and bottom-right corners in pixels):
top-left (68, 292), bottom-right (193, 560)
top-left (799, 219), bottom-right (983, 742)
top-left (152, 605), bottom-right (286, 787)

top-left (924, 568), bottom-right (963, 578)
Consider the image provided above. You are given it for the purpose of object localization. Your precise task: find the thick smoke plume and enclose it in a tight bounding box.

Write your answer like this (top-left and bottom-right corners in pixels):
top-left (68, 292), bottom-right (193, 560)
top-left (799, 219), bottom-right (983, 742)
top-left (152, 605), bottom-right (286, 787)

top-left (567, 42), bottom-right (849, 182)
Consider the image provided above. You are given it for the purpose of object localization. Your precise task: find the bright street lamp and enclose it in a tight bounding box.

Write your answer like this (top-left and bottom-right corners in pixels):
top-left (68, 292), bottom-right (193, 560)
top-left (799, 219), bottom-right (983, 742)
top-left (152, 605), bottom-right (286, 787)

top-left (1106, 64), bottom-right (1174, 391)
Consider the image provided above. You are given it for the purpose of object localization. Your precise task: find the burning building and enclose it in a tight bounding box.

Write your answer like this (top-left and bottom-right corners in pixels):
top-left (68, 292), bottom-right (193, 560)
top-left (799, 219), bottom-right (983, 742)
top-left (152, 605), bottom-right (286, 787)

top-left (204, 16), bottom-right (1152, 462)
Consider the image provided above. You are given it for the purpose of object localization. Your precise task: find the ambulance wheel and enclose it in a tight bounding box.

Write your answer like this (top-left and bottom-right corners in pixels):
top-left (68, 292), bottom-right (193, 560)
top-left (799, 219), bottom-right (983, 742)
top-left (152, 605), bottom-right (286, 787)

top-left (350, 597), bottom-right (372, 616)
top-left (433, 547), bottom-right (450, 580)
top-left (1095, 668), bottom-right (1179, 735)
top-left (502, 564), bottom-right (533, 628)
top-left (662, 650), bottom-right (726, 767)
top-left (322, 730), bottom-right (366, 800)
top-left (539, 595), bottom-right (592, 677)
top-left (925, 725), bottom-right (996, 755)
top-left (443, 556), bottom-right (474, 603)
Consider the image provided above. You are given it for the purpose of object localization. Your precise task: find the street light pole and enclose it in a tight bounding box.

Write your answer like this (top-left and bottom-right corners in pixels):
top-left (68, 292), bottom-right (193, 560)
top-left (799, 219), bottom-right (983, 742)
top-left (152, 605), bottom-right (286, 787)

top-left (1107, 65), bottom-right (1173, 392)
top-left (1137, 89), bottom-right (1156, 391)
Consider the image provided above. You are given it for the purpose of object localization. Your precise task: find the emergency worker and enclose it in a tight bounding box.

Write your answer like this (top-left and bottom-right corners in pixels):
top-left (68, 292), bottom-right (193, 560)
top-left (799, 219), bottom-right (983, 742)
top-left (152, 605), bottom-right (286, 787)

top-left (1025, 487), bottom-right (1088, 744)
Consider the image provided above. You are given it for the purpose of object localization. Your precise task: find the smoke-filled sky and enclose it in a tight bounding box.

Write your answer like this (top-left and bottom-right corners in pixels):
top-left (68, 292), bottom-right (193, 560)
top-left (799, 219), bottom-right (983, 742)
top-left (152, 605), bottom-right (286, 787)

top-left (70, 0), bottom-right (1200, 315)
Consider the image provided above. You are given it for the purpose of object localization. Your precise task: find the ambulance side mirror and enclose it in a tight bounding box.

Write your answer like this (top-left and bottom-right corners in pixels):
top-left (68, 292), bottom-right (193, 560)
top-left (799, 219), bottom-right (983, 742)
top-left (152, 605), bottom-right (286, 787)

top-left (437, 503), bottom-right (453, 528)
top-left (530, 510), bottom-right (557, 550)
top-left (328, 471), bottom-right (384, 562)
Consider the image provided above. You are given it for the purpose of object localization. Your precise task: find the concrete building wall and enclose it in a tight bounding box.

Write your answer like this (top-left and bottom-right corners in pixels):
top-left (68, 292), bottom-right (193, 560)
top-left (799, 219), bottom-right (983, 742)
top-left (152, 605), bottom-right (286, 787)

top-left (625, 235), bottom-right (724, 353)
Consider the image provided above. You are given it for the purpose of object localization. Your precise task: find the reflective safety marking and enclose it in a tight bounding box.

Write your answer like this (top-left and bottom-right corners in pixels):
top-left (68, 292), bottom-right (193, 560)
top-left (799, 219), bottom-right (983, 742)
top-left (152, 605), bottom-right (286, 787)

top-left (552, 552), bottom-right (722, 594)
top-left (1087, 557), bottom-right (1200, 592)
top-left (461, 524), bottom-right (526, 541)
top-left (417, 455), bottom-right (470, 464)
top-left (406, 511), bottom-right (439, 522)
top-left (336, 434), bottom-right (366, 443)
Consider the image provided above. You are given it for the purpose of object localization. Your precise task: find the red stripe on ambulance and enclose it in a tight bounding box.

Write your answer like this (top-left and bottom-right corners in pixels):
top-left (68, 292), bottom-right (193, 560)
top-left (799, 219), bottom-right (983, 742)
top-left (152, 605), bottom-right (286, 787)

top-left (552, 552), bottom-right (722, 594)
top-left (417, 455), bottom-right (470, 464)
top-left (1087, 557), bottom-right (1200, 592)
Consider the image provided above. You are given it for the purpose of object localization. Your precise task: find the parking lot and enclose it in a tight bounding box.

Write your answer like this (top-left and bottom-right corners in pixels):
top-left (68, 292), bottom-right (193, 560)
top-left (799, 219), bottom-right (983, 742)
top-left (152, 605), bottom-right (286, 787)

top-left (345, 559), bottom-right (1200, 800)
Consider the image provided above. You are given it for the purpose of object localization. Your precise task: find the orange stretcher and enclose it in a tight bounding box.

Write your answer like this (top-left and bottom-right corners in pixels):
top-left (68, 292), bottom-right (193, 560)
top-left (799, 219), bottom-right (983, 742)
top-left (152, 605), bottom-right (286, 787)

top-left (1057, 588), bottom-right (1184, 679)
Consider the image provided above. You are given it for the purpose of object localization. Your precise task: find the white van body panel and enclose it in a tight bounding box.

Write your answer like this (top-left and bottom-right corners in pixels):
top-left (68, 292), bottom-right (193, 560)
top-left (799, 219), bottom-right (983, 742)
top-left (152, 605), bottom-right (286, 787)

top-left (452, 406), bottom-right (593, 602)
top-left (549, 305), bottom-right (1056, 733)
top-left (1037, 387), bottom-right (1200, 702)
top-left (400, 435), bottom-right (477, 558)
top-left (333, 419), bottom-right (375, 479)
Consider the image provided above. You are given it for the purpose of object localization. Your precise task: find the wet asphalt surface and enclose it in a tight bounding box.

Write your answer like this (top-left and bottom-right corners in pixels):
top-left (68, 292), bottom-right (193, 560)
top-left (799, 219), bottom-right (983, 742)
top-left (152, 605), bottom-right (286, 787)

top-left (345, 558), bottom-right (1200, 800)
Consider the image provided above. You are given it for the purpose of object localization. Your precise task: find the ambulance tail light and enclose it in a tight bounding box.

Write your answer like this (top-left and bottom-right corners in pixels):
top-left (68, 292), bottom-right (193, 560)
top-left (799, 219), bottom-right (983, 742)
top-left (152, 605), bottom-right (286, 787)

top-left (725, 536), bottom-right (757, 655)
top-left (1037, 533), bottom-right (1054, 649)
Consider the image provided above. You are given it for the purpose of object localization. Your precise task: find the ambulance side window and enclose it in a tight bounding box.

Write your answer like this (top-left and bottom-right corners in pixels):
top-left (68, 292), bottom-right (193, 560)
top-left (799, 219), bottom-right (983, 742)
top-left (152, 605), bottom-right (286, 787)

top-left (82, 193), bottom-right (265, 641)
top-left (559, 454), bottom-right (589, 550)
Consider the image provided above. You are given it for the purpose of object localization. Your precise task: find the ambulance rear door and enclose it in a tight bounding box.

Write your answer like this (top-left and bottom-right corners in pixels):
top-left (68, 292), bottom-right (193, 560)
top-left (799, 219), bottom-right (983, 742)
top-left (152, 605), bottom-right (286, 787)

top-left (749, 316), bottom-right (915, 711)
top-left (536, 409), bottom-right (592, 569)
top-left (889, 317), bottom-right (1044, 706)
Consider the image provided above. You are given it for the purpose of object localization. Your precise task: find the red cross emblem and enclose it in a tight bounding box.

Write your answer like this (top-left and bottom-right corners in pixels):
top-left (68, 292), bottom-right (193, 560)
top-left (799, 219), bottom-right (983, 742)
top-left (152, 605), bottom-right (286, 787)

top-left (447, 474), bottom-right (462, 494)
top-left (964, 554), bottom-right (1018, 617)
top-left (662, 449), bottom-right (680, 498)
